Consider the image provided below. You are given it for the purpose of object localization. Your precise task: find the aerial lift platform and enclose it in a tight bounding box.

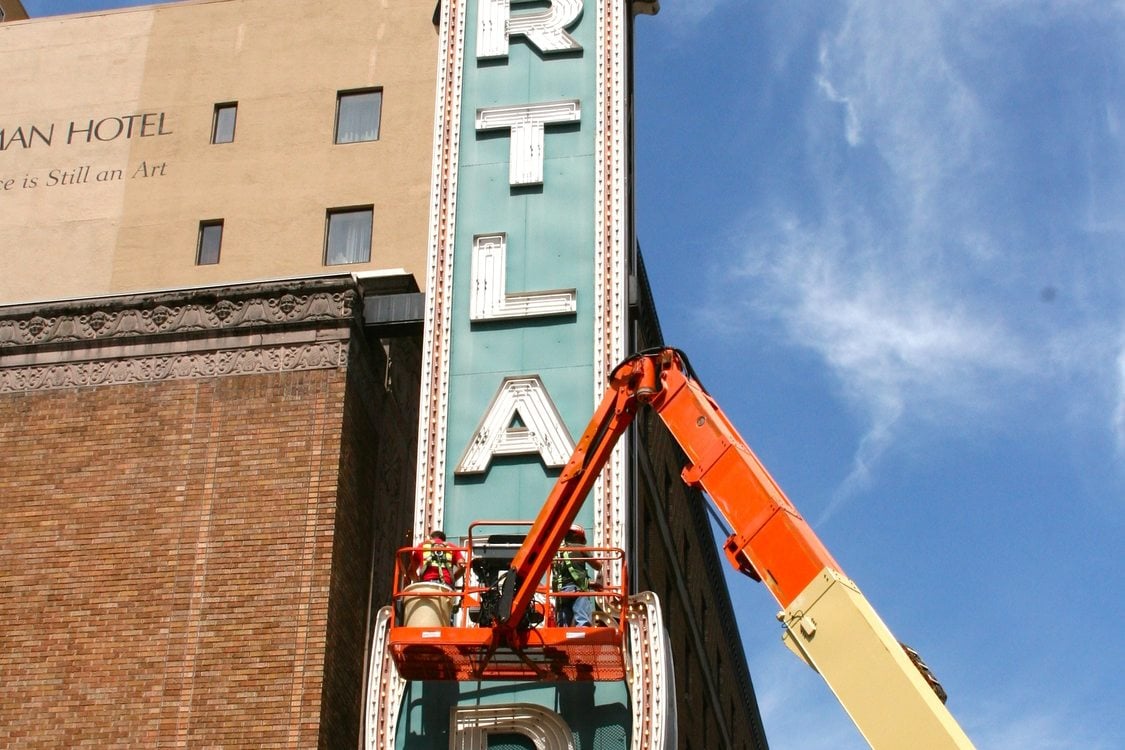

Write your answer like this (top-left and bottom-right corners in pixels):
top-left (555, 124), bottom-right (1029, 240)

top-left (387, 348), bottom-right (976, 749)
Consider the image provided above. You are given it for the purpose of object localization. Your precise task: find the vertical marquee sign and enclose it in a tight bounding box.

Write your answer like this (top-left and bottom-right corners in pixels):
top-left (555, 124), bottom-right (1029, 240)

top-left (417, 0), bottom-right (629, 543)
top-left (385, 0), bottom-right (635, 746)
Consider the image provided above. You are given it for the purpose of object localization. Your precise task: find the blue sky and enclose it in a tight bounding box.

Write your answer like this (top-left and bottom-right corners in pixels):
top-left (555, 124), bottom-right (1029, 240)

top-left (21, 1), bottom-right (1125, 748)
top-left (634, 2), bottom-right (1125, 748)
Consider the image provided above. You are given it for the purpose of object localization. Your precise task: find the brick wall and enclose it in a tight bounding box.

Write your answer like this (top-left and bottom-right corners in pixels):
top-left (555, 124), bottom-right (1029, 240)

top-left (318, 336), bottom-right (419, 748)
top-left (0, 328), bottom-right (418, 748)
top-left (1, 371), bottom-right (337, 747)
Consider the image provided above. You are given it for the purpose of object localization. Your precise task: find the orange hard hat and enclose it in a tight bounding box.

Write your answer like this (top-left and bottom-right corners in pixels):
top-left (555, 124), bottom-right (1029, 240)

top-left (567, 525), bottom-right (586, 542)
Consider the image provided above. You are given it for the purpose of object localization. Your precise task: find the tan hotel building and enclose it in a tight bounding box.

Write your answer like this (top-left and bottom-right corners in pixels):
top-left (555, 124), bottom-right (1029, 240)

top-left (0, 1), bottom-right (768, 748)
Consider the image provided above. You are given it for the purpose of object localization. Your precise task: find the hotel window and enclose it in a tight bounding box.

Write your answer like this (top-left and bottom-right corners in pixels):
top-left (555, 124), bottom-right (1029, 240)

top-left (324, 207), bottom-right (372, 265)
top-left (211, 102), bottom-right (237, 144)
top-left (197, 220), bottom-right (223, 265)
top-left (334, 89), bottom-right (382, 143)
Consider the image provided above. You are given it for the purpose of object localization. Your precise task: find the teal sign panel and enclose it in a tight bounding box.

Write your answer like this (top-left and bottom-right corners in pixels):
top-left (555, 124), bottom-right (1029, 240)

top-left (444, 2), bottom-right (598, 533)
top-left (400, 0), bottom-right (632, 748)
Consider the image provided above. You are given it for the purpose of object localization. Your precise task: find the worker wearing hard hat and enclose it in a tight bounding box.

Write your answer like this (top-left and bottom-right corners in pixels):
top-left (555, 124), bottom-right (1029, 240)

top-left (552, 525), bottom-right (602, 626)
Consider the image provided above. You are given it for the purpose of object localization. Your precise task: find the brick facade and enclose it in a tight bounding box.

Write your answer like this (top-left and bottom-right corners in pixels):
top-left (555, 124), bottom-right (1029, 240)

top-left (0, 277), bottom-right (420, 749)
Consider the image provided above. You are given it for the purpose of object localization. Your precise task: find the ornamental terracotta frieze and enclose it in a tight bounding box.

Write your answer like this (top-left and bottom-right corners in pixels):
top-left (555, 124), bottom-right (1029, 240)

top-left (0, 343), bottom-right (349, 394)
top-left (0, 280), bottom-right (359, 350)
top-left (0, 278), bottom-right (363, 393)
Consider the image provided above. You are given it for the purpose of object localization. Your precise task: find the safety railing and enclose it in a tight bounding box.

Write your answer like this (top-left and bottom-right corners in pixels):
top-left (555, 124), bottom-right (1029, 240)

top-left (390, 520), bottom-right (628, 632)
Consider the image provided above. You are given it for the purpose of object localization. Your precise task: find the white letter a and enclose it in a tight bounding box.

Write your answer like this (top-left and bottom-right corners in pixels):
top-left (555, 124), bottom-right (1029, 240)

top-left (455, 376), bottom-right (576, 475)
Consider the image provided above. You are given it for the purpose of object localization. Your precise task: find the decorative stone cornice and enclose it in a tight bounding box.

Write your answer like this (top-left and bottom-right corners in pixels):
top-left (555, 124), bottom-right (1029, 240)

top-left (1, 342), bottom-right (348, 393)
top-left (0, 277), bottom-right (359, 351)
top-left (0, 277), bottom-right (365, 393)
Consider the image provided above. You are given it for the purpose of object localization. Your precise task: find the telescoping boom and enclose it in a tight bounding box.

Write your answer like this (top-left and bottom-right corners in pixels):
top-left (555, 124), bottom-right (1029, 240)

top-left (388, 348), bottom-right (976, 749)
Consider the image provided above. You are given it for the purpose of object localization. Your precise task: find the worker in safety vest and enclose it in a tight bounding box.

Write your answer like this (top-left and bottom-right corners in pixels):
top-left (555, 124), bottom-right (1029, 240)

top-left (552, 525), bottom-right (601, 627)
top-left (410, 529), bottom-right (465, 587)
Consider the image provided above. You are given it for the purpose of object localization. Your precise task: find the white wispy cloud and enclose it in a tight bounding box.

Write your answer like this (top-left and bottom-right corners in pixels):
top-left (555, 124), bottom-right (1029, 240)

top-left (745, 628), bottom-right (1117, 750)
top-left (982, 0), bottom-right (1125, 24)
top-left (814, 1), bottom-right (989, 238)
top-left (1114, 342), bottom-right (1125, 454)
top-left (814, 43), bottom-right (861, 146)
top-left (964, 691), bottom-right (1120, 750)
top-left (707, 0), bottom-right (1125, 503)
top-left (970, 714), bottom-right (1109, 750)
top-left (745, 642), bottom-right (867, 750)
top-left (727, 213), bottom-right (1026, 517)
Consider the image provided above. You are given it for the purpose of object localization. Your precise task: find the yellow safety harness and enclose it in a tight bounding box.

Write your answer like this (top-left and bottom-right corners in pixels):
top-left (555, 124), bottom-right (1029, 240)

top-left (552, 548), bottom-right (589, 591)
top-left (423, 541), bottom-right (454, 572)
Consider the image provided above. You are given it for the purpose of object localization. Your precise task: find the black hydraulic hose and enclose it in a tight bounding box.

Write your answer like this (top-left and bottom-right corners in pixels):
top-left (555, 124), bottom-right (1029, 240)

top-left (615, 346), bottom-right (706, 393)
